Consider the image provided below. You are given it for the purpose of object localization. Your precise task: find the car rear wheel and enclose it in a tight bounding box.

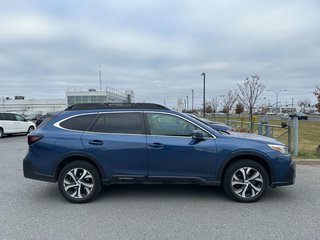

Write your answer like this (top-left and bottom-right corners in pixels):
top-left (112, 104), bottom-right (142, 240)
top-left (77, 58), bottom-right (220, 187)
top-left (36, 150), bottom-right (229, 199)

top-left (0, 128), bottom-right (3, 138)
top-left (223, 160), bottom-right (268, 203)
top-left (58, 161), bottom-right (102, 203)
top-left (26, 126), bottom-right (35, 135)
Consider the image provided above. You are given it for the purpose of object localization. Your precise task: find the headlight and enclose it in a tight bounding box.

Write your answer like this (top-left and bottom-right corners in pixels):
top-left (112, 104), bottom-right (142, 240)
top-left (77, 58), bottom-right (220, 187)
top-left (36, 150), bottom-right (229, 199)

top-left (268, 144), bottom-right (288, 154)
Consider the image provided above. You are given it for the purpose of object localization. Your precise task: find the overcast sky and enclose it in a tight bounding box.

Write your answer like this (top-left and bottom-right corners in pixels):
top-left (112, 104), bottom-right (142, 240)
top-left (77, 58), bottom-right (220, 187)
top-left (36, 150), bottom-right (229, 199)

top-left (0, 0), bottom-right (319, 108)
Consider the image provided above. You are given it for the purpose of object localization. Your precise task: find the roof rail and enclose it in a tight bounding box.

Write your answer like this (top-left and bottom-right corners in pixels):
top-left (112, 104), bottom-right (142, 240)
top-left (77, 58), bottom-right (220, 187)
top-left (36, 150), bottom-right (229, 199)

top-left (65, 103), bottom-right (168, 111)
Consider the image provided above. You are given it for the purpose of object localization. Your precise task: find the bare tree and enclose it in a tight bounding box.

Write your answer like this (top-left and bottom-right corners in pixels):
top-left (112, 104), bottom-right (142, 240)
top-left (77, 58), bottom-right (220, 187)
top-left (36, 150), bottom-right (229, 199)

top-left (220, 90), bottom-right (237, 118)
top-left (237, 75), bottom-right (265, 132)
top-left (314, 86), bottom-right (320, 112)
top-left (298, 98), bottom-right (311, 112)
top-left (211, 96), bottom-right (220, 116)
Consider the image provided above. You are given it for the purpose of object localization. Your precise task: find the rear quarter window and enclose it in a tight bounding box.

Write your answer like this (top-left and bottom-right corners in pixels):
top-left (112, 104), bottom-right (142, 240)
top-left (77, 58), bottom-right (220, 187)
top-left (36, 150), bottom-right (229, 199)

top-left (59, 114), bottom-right (97, 131)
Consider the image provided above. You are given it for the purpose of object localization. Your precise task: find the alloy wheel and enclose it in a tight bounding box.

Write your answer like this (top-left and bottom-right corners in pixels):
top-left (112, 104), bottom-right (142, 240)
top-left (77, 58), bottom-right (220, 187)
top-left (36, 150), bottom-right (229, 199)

top-left (63, 168), bottom-right (94, 199)
top-left (28, 126), bottom-right (35, 134)
top-left (231, 167), bottom-right (263, 198)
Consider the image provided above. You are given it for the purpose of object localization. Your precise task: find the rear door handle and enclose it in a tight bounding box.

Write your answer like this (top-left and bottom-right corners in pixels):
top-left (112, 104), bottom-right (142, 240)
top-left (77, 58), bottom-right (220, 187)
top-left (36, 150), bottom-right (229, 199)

top-left (149, 142), bottom-right (164, 149)
top-left (88, 140), bottom-right (104, 146)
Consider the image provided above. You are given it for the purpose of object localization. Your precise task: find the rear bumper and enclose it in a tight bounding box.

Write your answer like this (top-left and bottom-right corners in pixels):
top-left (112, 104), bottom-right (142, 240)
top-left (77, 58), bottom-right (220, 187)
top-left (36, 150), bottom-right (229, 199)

top-left (271, 160), bottom-right (296, 187)
top-left (23, 157), bottom-right (56, 182)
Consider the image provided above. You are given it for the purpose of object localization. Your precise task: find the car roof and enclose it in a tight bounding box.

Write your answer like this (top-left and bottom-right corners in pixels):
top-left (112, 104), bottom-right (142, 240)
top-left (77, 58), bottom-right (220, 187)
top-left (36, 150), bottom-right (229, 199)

top-left (65, 103), bottom-right (168, 111)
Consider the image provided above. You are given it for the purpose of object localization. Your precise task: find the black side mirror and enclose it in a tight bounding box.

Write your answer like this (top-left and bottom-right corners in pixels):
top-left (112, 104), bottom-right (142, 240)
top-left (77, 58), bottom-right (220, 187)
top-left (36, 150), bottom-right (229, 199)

top-left (191, 130), bottom-right (205, 141)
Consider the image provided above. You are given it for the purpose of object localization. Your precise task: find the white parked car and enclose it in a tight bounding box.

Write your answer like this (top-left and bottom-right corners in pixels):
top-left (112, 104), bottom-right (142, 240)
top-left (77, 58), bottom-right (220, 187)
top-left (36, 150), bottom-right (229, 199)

top-left (0, 112), bottom-right (36, 138)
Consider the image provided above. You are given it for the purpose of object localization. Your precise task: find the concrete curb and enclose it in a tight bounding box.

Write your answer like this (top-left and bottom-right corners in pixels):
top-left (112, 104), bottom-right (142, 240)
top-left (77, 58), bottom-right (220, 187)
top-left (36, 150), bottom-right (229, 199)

top-left (294, 159), bottom-right (320, 164)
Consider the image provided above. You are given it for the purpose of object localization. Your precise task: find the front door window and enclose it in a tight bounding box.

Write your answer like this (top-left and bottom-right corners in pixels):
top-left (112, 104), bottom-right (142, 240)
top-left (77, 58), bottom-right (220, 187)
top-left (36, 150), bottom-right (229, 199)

top-left (146, 113), bottom-right (210, 137)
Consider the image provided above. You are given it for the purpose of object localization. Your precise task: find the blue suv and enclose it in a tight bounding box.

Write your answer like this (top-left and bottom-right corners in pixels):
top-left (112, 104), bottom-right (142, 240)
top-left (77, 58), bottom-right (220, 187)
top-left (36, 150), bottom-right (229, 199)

top-left (23, 103), bottom-right (295, 203)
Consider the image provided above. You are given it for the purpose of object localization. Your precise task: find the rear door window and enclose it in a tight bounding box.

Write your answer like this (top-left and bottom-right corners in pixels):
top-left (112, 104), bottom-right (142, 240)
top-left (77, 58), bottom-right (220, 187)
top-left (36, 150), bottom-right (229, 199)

top-left (89, 112), bottom-right (144, 134)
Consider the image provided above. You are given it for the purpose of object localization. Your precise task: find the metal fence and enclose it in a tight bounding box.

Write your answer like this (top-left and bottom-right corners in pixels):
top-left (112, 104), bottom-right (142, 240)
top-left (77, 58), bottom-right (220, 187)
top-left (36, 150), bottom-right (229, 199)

top-left (223, 118), bottom-right (298, 155)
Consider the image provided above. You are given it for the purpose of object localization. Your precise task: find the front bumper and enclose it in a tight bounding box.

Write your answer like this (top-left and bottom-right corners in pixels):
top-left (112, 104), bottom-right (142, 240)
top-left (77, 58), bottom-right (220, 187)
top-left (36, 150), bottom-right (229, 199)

top-left (271, 160), bottom-right (296, 187)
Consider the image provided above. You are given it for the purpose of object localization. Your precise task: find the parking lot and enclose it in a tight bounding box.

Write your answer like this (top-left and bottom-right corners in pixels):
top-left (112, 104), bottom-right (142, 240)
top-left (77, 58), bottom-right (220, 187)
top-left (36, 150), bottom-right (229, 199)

top-left (1, 136), bottom-right (320, 240)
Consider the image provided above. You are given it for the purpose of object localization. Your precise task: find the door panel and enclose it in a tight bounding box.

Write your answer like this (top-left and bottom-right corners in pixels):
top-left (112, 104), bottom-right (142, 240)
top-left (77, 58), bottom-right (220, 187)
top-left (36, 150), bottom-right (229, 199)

top-left (145, 112), bottom-right (218, 181)
top-left (15, 114), bottom-right (27, 132)
top-left (4, 113), bottom-right (16, 133)
top-left (147, 135), bottom-right (217, 180)
top-left (81, 112), bottom-right (148, 179)
top-left (82, 133), bottom-right (148, 178)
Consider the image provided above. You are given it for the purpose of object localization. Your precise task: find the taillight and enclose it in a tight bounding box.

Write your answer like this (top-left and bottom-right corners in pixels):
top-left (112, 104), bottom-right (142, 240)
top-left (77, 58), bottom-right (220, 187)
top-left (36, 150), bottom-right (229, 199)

top-left (28, 135), bottom-right (43, 145)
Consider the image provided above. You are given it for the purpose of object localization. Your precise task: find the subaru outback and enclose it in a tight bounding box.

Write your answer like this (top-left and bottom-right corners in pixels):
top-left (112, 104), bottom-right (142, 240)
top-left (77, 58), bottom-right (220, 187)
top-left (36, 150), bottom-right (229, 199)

top-left (23, 103), bottom-right (295, 203)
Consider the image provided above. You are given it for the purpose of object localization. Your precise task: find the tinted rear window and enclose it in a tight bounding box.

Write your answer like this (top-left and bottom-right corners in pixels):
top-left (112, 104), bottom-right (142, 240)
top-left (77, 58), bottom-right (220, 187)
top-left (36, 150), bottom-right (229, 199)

top-left (3, 113), bottom-right (15, 121)
top-left (89, 113), bottom-right (144, 134)
top-left (60, 114), bottom-right (97, 131)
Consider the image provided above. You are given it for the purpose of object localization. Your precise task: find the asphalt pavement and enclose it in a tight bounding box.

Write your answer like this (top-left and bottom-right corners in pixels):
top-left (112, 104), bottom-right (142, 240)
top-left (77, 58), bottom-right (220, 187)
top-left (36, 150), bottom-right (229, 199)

top-left (1, 135), bottom-right (320, 240)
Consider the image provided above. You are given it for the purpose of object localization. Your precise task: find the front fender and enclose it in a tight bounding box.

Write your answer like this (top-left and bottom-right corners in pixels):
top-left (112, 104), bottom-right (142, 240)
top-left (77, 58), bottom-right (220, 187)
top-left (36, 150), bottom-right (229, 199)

top-left (216, 149), bottom-right (274, 183)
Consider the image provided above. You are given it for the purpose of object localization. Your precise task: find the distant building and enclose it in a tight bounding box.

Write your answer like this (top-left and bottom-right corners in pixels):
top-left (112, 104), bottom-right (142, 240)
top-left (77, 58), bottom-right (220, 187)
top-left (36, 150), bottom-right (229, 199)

top-left (0, 98), bottom-right (66, 114)
top-left (0, 86), bottom-right (135, 114)
top-left (177, 98), bottom-right (183, 112)
top-left (66, 86), bottom-right (135, 107)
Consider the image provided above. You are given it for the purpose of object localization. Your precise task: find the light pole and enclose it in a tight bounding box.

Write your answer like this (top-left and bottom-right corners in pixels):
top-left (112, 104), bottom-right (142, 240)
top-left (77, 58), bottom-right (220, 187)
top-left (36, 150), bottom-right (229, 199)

top-left (191, 89), bottom-right (194, 111)
top-left (186, 95), bottom-right (189, 111)
top-left (201, 73), bottom-right (206, 117)
top-left (267, 89), bottom-right (287, 112)
top-left (1, 96), bottom-right (4, 110)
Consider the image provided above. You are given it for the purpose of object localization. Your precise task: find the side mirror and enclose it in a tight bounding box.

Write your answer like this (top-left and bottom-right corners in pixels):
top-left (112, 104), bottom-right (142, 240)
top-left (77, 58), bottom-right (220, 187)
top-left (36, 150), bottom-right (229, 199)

top-left (191, 130), bottom-right (205, 141)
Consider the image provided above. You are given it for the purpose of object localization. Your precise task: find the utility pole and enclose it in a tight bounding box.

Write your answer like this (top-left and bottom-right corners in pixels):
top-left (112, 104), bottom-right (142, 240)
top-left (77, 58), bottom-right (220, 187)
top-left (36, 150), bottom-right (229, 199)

top-left (201, 73), bottom-right (206, 117)
top-left (267, 89), bottom-right (287, 112)
top-left (191, 89), bottom-right (194, 111)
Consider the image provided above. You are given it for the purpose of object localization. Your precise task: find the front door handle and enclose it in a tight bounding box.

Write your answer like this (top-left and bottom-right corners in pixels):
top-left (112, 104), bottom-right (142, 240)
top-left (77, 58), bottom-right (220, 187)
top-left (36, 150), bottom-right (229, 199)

top-left (88, 140), bottom-right (104, 146)
top-left (149, 142), bottom-right (164, 149)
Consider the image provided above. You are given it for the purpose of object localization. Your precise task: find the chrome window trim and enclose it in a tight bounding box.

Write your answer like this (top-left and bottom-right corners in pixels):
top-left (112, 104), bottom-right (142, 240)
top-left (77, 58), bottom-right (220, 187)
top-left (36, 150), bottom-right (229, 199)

top-left (53, 110), bottom-right (216, 139)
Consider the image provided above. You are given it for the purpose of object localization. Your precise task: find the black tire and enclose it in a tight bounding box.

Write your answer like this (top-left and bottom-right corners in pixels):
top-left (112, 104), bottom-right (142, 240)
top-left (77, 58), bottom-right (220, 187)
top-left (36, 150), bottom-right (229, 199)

top-left (26, 126), bottom-right (35, 135)
top-left (0, 128), bottom-right (3, 138)
top-left (223, 160), bottom-right (268, 203)
top-left (58, 161), bottom-right (102, 203)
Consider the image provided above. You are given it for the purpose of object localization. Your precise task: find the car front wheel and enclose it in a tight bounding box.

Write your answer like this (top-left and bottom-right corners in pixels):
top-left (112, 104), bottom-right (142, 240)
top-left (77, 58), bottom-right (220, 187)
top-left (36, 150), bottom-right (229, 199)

top-left (223, 160), bottom-right (268, 203)
top-left (58, 161), bottom-right (102, 203)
